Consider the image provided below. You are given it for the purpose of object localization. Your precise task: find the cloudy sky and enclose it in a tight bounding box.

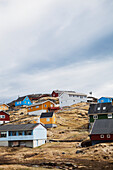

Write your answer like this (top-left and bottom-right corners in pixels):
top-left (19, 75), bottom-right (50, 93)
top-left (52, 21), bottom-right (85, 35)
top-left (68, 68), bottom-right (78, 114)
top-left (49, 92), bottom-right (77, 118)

top-left (0, 0), bottom-right (113, 103)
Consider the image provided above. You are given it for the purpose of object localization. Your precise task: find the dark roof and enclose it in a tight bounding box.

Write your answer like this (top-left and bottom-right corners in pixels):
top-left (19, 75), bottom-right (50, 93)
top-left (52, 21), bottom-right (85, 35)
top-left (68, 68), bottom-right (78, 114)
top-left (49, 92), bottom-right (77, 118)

top-left (40, 112), bottom-right (54, 118)
top-left (88, 103), bottom-right (113, 115)
top-left (16, 96), bottom-right (26, 102)
top-left (0, 123), bottom-right (40, 131)
top-left (91, 119), bottom-right (113, 135)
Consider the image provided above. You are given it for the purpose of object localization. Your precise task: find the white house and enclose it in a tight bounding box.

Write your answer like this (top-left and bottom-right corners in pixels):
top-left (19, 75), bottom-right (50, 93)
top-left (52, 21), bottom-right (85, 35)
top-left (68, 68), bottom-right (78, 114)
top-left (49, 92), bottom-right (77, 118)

top-left (59, 91), bottom-right (87, 107)
top-left (0, 123), bottom-right (47, 148)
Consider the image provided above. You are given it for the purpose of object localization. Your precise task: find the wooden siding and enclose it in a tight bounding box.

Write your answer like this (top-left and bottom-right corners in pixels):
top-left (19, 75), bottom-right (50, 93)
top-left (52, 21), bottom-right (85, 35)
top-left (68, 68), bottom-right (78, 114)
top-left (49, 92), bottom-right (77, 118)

top-left (91, 134), bottom-right (113, 141)
top-left (40, 113), bottom-right (56, 125)
top-left (0, 104), bottom-right (9, 111)
top-left (27, 101), bottom-right (55, 113)
top-left (0, 111), bottom-right (10, 121)
top-left (89, 114), bottom-right (113, 123)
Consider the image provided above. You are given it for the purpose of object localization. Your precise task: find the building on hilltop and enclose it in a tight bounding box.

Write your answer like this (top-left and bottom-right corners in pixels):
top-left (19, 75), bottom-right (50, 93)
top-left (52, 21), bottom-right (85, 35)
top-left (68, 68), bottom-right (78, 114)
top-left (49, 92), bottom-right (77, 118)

top-left (27, 100), bottom-right (56, 116)
top-left (0, 111), bottom-right (10, 124)
top-left (88, 102), bottom-right (113, 129)
top-left (15, 96), bottom-right (32, 107)
top-left (39, 112), bottom-right (56, 128)
top-left (0, 123), bottom-right (47, 147)
top-left (98, 97), bottom-right (113, 104)
top-left (52, 90), bottom-right (76, 97)
top-left (0, 104), bottom-right (9, 111)
top-left (59, 91), bottom-right (87, 107)
top-left (90, 119), bottom-right (113, 145)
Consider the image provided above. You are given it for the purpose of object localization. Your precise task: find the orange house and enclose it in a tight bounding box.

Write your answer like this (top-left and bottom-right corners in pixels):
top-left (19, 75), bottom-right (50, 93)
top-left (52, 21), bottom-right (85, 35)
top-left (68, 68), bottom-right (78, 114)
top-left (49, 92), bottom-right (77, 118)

top-left (34, 112), bottom-right (56, 128)
top-left (27, 100), bottom-right (56, 116)
top-left (0, 104), bottom-right (9, 111)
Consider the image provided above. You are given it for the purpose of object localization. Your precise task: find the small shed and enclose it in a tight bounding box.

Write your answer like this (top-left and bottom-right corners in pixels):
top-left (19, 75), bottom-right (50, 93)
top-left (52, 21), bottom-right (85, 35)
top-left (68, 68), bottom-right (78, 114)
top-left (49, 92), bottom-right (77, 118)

top-left (90, 119), bottom-right (113, 145)
top-left (0, 111), bottom-right (10, 124)
top-left (40, 112), bottom-right (56, 128)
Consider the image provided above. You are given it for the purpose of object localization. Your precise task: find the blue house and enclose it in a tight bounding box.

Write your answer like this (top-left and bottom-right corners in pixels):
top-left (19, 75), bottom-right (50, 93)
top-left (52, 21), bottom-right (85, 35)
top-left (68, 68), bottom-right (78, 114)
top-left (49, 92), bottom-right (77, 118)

top-left (98, 97), bottom-right (113, 104)
top-left (0, 123), bottom-right (47, 147)
top-left (15, 96), bottom-right (32, 106)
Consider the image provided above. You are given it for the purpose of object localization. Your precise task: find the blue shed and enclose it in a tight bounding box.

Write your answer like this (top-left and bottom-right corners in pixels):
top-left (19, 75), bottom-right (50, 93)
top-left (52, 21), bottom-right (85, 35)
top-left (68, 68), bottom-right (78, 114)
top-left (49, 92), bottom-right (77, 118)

top-left (98, 97), bottom-right (113, 104)
top-left (15, 96), bottom-right (32, 106)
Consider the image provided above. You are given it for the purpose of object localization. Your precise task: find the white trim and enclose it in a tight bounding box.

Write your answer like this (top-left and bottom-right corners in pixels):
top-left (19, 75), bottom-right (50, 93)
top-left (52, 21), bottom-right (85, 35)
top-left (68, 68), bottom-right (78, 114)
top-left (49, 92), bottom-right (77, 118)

top-left (107, 134), bottom-right (110, 138)
top-left (100, 134), bottom-right (104, 138)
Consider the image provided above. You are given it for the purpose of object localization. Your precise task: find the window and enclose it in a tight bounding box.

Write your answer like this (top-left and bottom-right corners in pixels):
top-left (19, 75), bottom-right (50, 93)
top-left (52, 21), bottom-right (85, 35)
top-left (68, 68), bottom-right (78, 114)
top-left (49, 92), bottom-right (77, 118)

top-left (80, 96), bottom-right (83, 98)
top-left (46, 118), bottom-right (50, 122)
top-left (100, 135), bottom-right (104, 138)
top-left (0, 132), bottom-right (7, 138)
top-left (12, 131), bottom-right (16, 136)
top-left (103, 107), bottom-right (106, 110)
top-left (36, 106), bottom-right (39, 108)
top-left (18, 131), bottom-right (23, 136)
top-left (0, 115), bottom-right (5, 118)
top-left (73, 100), bottom-right (75, 102)
top-left (9, 131), bottom-right (11, 136)
top-left (97, 107), bottom-right (100, 110)
top-left (93, 115), bottom-right (98, 119)
top-left (107, 134), bottom-right (110, 138)
top-left (45, 105), bottom-right (47, 107)
top-left (108, 114), bottom-right (112, 119)
top-left (28, 108), bottom-right (30, 110)
top-left (51, 104), bottom-right (53, 107)
top-left (25, 131), bottom-right (32, 135)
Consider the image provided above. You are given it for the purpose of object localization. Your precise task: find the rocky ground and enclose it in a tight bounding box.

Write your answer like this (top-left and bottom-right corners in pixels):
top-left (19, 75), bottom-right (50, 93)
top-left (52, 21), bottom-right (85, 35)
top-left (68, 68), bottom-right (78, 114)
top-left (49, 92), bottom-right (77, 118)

top-left (1, 102), bottom-right (113, 169)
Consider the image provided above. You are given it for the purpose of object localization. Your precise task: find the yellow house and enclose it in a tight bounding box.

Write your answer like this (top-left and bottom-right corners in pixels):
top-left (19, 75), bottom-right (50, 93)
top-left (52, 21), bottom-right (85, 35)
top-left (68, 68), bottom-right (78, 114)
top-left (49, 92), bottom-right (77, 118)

top-left (0, 104), bottom-right (9, 111)
top-left (39, 112), bottom-right (56, 128)
top-left (27, 100), bottom-right (56, 116)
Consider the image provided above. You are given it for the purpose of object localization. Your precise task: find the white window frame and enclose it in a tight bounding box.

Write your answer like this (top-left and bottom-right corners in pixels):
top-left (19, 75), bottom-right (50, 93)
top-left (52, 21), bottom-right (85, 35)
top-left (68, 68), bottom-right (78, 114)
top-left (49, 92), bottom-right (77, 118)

top-left (107, 134), bottom-right (110, 138)
top-left (100, 134), bottom-right (104, 138)
top-left (93, 115), bottom-right (98, 119)
top-left (103, 107), bottom-right (106, 110)
top-left (0, 115), bottom-right (5, 118)
top-left (108, 114), bottom-right (112, 119)
top-left (46, 118), bottom-right (50, 122)
top-left (97, 107), bottom-right (100, 110)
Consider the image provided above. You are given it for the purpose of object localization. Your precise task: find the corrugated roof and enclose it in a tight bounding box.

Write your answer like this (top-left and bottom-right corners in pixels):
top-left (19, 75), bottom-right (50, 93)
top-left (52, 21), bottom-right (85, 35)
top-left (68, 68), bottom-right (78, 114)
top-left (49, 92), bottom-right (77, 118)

top-left (0, 123), bottom-right (40, 131)
top-left (88, 103), bottom-right (113, 114)
top-left (40, 112), bottom-right (54, 118)
top-left (91, 119), bottom-right (113, 135)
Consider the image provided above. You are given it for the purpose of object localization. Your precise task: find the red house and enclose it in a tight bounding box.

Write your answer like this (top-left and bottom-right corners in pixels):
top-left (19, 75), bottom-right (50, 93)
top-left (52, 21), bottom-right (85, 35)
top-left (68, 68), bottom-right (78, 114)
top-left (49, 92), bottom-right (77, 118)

top-left (90, 119), bottom-right (113, 145)
top-left (0, 111), bottom-right (10, 124)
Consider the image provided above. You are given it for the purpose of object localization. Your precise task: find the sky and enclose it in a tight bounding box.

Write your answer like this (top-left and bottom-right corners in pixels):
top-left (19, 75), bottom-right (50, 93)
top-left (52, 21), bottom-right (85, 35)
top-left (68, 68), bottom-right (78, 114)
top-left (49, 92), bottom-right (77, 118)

top-left (0, 0), bottom-right (113, 103)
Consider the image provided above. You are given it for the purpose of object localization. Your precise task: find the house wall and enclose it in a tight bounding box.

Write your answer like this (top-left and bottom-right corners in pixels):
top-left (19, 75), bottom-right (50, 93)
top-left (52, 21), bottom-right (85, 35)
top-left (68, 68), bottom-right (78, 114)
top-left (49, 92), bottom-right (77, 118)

top-left (52, 91), bottom-right (58, 97)
top-left (28, 110), bottom-right (46, 116)
top-left (0, 111), bottom-right (10, 123)
top-left (0, 141), bottom-right (8, 146)
top-left (27, 101), bottom-right (55, 113)
top-left (0, 104), bottom-right (9, 111)
top-left (89, 114), bottom-right (113, 123)
top-left (98, 97), bottom-right (113, 103)
top-left (91, 134), bottom-right (113, 141)
top-left (40, 113), bottom-right (56, 126)
top-left (0, 124), bottom-right (47, 147)
top-left (59, 93), bottom-right (87, 107)
top-left (15, 96), bottom-right (32, 106)
top-left (33, 124), bottom-right (47, 140)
